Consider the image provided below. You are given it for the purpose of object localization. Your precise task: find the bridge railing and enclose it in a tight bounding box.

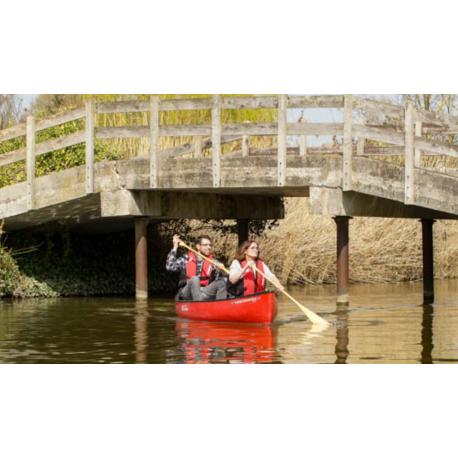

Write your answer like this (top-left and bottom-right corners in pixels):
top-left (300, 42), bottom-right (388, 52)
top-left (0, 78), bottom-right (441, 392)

top-left (0, 95), bottom-right (457, 210)
top-left (350, 96), bottom-right (458, 203)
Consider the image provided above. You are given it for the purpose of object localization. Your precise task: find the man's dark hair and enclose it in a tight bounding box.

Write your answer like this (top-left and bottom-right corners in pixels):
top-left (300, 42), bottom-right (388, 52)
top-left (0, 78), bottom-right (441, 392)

top-left (195, 235), bottom-right (212, 245)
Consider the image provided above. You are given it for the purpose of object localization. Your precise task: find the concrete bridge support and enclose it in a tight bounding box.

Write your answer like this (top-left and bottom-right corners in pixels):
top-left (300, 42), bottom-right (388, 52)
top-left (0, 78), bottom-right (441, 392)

top-left (334, 216), bottom-right (351, 306)
top-left (421, 219), bottom-right (435, 305)
top-left (135, 217), bottom-right (149, 300)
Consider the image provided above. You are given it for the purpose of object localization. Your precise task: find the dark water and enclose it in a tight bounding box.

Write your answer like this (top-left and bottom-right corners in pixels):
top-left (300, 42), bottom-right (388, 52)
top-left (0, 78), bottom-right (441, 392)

top-left (0, 279), bottom-right (457, 363)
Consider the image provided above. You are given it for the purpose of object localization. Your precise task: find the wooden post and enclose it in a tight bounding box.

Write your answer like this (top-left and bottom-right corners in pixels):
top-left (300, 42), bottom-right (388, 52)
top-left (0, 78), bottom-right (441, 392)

top-left (211, 94), bottom-right (221, 187)
top-left (194, 136), bottom-right (202, 159)
top-left (343, 95), bottom-right (353, 191)
top-left (299, 135), bottom-right (307, 157)
top-left (277, 94), bottom-right (287, 186)
top-left (135, 217), bottom-right (149, 301)
top-left (356, 114), bottom-right (365, 157)
top-left (299, 115), bottom-right (307, 157)
top-left (404, 101), bottom-right (415, 204)
top-left (85, 99), bottom-right (95, 194)
top-left (421, 219), bottom-right (435, 305)
top-left (237, 219), bottom-right (249, 245)
top-left (149, 95), bottom-right (160, 188)
top-left (415, 120), bottom-right (422, 168)
top-left (356, 138), bottom-right (365, 156)
top-left (26, 115), bottom-right (35, 210)
top-left (334, 216), bottom-right (350, 305)
top-left (242, 135), bottom-right (249, 157)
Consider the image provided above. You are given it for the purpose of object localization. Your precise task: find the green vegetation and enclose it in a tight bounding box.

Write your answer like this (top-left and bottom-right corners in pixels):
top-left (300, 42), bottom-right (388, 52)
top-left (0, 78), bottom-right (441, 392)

top-left (0, 225), bottom-right (57, 297)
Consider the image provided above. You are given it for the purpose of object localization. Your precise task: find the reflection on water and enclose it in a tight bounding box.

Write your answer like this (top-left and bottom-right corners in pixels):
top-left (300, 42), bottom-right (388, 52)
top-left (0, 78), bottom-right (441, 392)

top-left (335, 305), bottom-right (349, 364)
top-left (0, 279), bottom-right (457, 363)
top-left (421, 303), bottom-right (434, 364)
top-left (176, 321), bottom-right (277, 364)
top-left (134, 301), bottom-right (149, 364)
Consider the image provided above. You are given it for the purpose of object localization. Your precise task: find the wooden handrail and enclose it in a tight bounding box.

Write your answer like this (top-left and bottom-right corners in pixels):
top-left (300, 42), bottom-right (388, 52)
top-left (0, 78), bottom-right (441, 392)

top-left (1, 95), bottom-right (457, 191)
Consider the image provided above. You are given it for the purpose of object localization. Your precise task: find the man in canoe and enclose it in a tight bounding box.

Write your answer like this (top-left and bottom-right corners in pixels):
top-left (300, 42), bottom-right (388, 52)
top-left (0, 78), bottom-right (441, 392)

top-left (166, 234), bottom-right (228, 301)
top-left (227, 240), bottom-right (284, 297)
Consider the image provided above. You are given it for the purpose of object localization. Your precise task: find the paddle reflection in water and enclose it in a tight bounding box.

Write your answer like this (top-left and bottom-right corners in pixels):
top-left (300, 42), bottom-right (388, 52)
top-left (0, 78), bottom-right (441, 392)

top-left (334, 305), bottom-right (349, 364)
top-left (134, 301), bottom-right (149, 363)
top-left (176, 320), bottom-right (278, 364)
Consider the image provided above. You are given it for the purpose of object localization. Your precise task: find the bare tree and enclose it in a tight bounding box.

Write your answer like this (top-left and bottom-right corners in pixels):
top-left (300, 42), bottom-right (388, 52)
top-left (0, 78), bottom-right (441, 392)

top-left (404, 94), bottom-right (457, 114)
top-left (0, 94), bottom-right (23, 129)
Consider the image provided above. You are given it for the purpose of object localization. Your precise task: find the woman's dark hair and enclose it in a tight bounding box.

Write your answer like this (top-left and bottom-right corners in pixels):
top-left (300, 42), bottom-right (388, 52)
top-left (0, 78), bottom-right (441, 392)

top-left (235, 240), bottom-right (259, 262)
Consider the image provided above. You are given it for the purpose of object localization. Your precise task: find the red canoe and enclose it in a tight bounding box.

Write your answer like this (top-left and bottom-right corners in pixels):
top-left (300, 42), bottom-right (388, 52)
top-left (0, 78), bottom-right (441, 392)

top-left (175, 292), bottom-right (278, 323)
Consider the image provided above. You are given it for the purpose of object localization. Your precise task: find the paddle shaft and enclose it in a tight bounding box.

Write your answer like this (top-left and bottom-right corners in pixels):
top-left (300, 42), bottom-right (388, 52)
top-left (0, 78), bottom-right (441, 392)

top-left (178, 241), bottom-right (230, 274)
top-left (250, 264), bottom-right (329, 325)
top-left (178, 241), bottom-right (328, 325)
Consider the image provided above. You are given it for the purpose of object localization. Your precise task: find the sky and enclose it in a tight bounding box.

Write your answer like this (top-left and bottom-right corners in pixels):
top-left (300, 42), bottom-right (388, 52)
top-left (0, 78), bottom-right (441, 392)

top-left (17, 94), bottom-right (38, 108)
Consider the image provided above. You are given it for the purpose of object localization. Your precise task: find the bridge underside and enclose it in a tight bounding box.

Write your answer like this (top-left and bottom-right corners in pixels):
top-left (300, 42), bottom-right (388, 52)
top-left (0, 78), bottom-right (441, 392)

top-left (1, 190), bottom-right (285, 232)
top-left (310, 188), bottom-right (457, 220)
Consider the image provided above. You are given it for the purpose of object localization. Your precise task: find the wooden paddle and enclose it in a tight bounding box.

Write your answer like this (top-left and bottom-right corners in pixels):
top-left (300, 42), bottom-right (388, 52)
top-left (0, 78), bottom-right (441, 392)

top-left (250, 263), bottom-right (329, 326)
top-left (178, 241), bottom-right (329, 326)
top-left (178, 241), bottom-right (230, 275)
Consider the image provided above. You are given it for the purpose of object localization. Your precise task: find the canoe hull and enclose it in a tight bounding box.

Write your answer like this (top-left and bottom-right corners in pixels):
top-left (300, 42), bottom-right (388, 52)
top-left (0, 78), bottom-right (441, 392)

top-left (175, 292), bottom-right (278, 323)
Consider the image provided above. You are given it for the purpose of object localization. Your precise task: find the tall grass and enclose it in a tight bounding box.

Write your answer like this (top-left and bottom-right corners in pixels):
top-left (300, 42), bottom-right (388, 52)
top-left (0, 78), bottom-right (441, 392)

top-left (196, 198), bottom-right (458, 285)
top-left (94, 94), bottom-right (277, 158)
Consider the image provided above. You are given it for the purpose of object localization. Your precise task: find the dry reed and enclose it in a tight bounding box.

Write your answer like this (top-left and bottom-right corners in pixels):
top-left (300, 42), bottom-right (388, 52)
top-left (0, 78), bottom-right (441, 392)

top-left (191, 198), bottom-right (458, 285)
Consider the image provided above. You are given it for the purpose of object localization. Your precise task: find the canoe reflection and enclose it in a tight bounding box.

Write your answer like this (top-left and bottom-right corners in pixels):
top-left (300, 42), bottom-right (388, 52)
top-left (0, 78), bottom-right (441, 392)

top-left (176, 320), bottom-right (277, 364)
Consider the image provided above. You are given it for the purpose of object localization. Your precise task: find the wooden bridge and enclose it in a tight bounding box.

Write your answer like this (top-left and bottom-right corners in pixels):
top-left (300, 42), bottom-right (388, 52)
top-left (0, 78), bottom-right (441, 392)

top-left (1, 95), bottom-right (457, 303)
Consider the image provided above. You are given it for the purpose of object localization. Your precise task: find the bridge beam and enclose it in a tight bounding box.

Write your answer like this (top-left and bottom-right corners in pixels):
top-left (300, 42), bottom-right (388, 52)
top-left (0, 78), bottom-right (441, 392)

top-left (135, 217), bottom-right (149, 301)
top-left (334, 216), bottom-right (351, 306)
top-left (310, 187), bottom-right (458, 220)
top-left (421, 219), bottom-right (435, 305)
top-left (101, 190), bottom-right (284, 220)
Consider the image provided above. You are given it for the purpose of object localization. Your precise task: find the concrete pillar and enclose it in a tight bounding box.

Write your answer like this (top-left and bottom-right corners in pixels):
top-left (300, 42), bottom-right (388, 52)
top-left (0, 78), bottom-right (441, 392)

top-left (421, 219), bottom-right (435, 304)
top-left (135, 217), bottom-right (149, 300)
top-left (334, 216), bottom-right (351, 305)
top-left (237, 219), bottom-right (249, 245)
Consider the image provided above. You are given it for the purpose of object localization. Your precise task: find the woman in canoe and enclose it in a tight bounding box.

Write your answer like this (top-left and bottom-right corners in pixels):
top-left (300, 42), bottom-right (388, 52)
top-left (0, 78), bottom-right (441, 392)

top-left (227, 240), bottom-right (284, 298)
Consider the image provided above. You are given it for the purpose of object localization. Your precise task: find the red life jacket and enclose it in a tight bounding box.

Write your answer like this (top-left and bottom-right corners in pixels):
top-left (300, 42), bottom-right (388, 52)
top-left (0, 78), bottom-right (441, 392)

top-left (185, 251), bottom-right (214, 286)
top-left (241, 259), bottom-right (266, 295)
